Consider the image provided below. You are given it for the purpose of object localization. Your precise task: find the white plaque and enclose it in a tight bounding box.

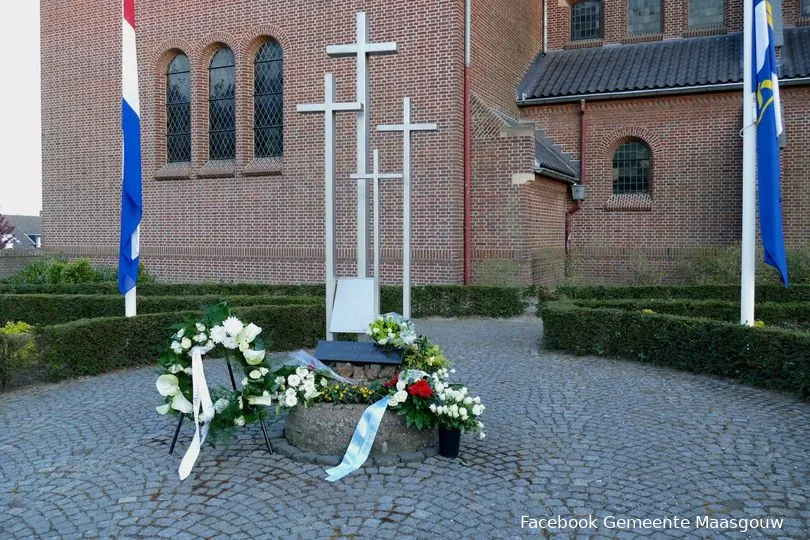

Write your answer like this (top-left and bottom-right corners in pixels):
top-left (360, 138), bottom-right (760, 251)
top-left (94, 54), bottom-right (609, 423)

top-left (329, 277), bottom-right (376, 334)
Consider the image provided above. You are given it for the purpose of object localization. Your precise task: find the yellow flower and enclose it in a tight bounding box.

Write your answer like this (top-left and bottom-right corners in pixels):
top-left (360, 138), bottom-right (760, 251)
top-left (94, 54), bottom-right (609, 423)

top-left (641, 309), bottom-right (655, 315)
top-left (754, 320), bottom-right (766, 328)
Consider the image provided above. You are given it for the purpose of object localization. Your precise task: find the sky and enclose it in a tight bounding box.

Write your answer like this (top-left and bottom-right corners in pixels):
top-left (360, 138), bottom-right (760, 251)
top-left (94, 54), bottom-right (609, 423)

top-left (0, 2), bottom-right (42, 216)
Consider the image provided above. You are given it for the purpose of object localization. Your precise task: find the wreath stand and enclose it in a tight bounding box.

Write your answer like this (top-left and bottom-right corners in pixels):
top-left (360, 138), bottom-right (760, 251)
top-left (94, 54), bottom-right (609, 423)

top-left (168, 357), bottom-right (274, 454)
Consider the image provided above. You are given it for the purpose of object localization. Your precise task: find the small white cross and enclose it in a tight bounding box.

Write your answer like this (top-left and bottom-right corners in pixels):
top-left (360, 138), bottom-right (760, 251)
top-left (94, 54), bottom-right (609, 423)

top-left (351, 150), bottom-right (402, 316)
top-left (377, 98), bottom-right (438, 319)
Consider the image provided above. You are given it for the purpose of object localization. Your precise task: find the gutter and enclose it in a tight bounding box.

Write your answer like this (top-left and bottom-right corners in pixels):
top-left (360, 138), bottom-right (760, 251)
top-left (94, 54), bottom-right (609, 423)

top-left (535, 167), bottom-right (577, 184)
top-left (518, 77), bottom-right (810, 105)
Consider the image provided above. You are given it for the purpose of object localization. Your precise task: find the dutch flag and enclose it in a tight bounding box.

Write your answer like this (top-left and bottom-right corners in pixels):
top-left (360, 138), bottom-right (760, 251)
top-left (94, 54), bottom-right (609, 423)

top-left (118, 0), bottom-right (142, 297)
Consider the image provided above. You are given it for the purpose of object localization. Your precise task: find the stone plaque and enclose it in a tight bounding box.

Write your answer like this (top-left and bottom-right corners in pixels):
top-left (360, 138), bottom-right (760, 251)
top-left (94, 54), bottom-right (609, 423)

top-left (314, 341), bottom-right (403, 366)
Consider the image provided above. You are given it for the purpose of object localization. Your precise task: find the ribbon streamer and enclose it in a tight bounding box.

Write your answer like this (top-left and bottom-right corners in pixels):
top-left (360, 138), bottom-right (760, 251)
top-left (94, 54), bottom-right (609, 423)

top-left (178, 348), bottom-right (215, 480)
top-left (325, 396), bottom-right (390, 482)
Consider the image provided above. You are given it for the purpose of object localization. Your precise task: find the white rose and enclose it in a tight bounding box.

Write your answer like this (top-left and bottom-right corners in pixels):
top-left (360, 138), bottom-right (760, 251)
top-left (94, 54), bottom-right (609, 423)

top-left (193, 333), bottom-right (207, 343)
top-left (429, 404), bottom-right (437, 412)
top-left (222, 316), bottom-right (244, 337)
top-left (195, 323), bottom-right (206, 332)
top-left (210, 325), bottom-right (227, 344)
top-left (394, 390), bottom-right (407, 403)
top-left (170, 341), bottom-right (182, 354)
top-left (234, 416), bottom-right (245, 427)
top-left (241, 378), bottom-right (249, 387)
top-left (287, 374), bottom-right (301, 388)
top-left (238, 397), bottom-right (244, 410)
top-left (183, 367), bottom-right (192, 375)
top-left (295, 367), bottom-right (308, 379)
top-left (243, 349), bottom-right (266, 365)
top-left (472, 405), bottom-right (483, 416)
top-left (320, 378), bottom-right (328, 388)
top-left (238, 341), bottom-right (249, 352)
top-left (479, 432), bottom-right (486, 440)
top-left (259, 367), bottom-right (269, 376)
top-left (156, 403), bottom-right (171, 415)
top-left (285, 394), bottom-right (298, 407)
top-left (275, 376), bottom-right (285, 386)
top-left (473, 397), bottom-right (481, 404)
top-left (175, 328), bottom-right (185, 339)
top-left (180, 337), bottom-right (192, 350)
top-left (396, 381), bottom-right (406, 392)
top-left (237, 323), bottom-right (262, 344)
top-left (249, 370), bottom-right (262, 379)
top-left (168, 364), bottom-right (183, 374)
top-left (460, 408), bottom-right (468, 418)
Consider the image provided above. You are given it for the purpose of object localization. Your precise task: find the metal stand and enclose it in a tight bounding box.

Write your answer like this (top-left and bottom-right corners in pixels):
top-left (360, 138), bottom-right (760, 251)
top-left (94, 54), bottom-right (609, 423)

top-left (168, 356), bottom-right (273, 455)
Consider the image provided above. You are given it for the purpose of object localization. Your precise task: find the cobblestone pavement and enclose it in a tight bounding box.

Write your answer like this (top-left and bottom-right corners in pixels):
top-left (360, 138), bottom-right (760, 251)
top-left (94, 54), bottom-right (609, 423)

top-left (2, 317), bottom-right (809, 539)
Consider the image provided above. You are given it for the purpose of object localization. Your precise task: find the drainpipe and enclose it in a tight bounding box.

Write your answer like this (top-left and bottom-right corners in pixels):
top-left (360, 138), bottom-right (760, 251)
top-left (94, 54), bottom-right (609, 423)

top-left (463, 0), bottom-right (472, 284)
top-left (565, 100), bottom-right (586, 269)
top-left (543, 0), bottom-right (548, 53)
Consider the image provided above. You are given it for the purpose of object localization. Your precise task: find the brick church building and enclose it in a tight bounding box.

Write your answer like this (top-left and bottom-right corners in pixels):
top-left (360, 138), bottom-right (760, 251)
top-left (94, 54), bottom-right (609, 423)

top-left (40, 1), bottom-right (810, 286)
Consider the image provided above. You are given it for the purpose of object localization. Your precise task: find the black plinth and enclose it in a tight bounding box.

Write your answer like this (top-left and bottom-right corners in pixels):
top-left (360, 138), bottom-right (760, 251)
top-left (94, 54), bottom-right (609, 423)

top-left (314, 340), bottom-right (403, 366)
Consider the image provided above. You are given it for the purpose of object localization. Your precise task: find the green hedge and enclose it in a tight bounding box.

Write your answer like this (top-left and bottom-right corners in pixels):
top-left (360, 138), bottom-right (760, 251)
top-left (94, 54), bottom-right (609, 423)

top-left (0, 294), bottom-right (322, 326)
top-left (29, 304), bottom-right (325, 384)
top-left (555, 284), bottom-right (810, 303)
top-left (569, 299), bottom-right (810, 331)
top-left (0, 284), bottom-right (526, 318)
top-left (541, 301), bottom-right (810, 398)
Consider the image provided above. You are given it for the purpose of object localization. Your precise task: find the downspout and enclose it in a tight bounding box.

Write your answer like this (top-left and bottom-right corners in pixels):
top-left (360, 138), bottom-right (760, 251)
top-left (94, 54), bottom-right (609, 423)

top-left (543, 0), bottom-right (548, 53)
top-left (565, 100), bottom-right (586, 271)
top-left (463, 0), bottom-right (472, 284)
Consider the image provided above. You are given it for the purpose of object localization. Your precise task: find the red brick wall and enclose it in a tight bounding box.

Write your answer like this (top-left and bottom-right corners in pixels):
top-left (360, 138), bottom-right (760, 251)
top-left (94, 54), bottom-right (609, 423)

top-left (469, 95), bottom-right (567, 286)
top-left (470, 0), bottom-right (541, 115)
top-left (521, 87), bottom-right (810, 284)
top-left (41, 0), bottom-right (465, 284)
top-left (547, 0), bottom-right (753, 51)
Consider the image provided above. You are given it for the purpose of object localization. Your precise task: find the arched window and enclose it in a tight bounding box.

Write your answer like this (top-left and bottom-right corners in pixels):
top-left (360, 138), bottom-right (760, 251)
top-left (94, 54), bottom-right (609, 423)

top-left (571, 1), bottom-right (603, 41)
top-left (209, 47), bottom-right (235, 160)
top-left (254, 40), bottom-right (284, 158)
top-left (803, 0), bottom-right (810, 18)
top-left (166, 54), bottom-right (191, 163)
top-left (613, 140), bottom-right (651, 194)
top-left (688, 0), bottom-right (723, 29)
top-left (628, 0), bottom-right (661, 36)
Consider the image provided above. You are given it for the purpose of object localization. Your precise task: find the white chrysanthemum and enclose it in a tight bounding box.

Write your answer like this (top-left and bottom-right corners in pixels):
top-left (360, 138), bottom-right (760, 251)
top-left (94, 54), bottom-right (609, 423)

top-left (214, 398), bottom-right (230, 413)
top-left (222, 336), bottom-right (237, 350)
top-left (234, 416), bottom-right (245, 427)
top-left (210, 325), bottom-right (227, 344)
top-left (287, 374), bottom-right (301, 388)
top-left (222, 316), bottom-right (244, 337)
top-left (156, 403), bottom-right (171, 415)
top-left (249, 370), bottom-right (262, 379)
top-left (237, 323), bottom-right (262, 344)
top-left (170, 341), bottom-right (182, 354)
top-left (180, 337), bottom-right (192, 350)
top-left (156, 374), bottom-right (180, 397)
top-left (243, 349), bottom-right (266, 365)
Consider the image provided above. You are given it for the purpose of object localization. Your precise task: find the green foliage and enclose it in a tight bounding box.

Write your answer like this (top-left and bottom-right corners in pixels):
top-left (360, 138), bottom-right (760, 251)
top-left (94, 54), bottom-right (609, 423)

top-left (319, 380), bottom-right (387, 405)
top-left (402, 336), bottom-right (450, 373)
top-left (555, 284), bottom-right (810, 303)
top-left (0, 294), bottom-right (322, 326)
top-left (0, 321), bottom-right (37, 389)
top-left (381, 285), bottom-right (525, 318)
top-left (0, 321), bottom-right (34, 334)
top-left (30, 304), bottom-right (324, 384)
top-left (672, 243), bottom-right (810, 285)
top-left (541, 301), bottom-right (810, 398)
top-left (4, 257), bottom-right (156, 285)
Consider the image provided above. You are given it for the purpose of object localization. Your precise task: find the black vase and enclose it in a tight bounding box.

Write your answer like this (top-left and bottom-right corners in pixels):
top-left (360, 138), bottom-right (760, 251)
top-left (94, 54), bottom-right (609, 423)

top-left (438, 426), bottom-right (461, 458)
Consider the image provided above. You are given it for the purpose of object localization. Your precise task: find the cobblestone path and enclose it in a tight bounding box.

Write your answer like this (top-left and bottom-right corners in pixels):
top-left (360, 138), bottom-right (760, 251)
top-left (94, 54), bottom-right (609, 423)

top-left (1, 317), bottom-right (808, 539)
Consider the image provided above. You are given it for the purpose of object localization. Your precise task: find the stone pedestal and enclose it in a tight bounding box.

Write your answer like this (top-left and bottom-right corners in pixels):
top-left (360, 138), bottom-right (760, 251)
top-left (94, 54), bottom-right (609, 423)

top-left (285, 403), bottom-right (437, 457)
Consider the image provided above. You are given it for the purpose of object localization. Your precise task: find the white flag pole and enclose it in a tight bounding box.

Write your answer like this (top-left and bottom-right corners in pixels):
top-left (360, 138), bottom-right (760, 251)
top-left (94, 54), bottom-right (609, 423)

top-left (740, 0), bottom-right (757, 326)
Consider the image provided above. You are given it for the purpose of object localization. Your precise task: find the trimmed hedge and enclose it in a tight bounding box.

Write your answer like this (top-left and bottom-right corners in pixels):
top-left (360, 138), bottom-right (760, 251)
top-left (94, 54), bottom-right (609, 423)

top-left (569, 299), bottom-right (810, 331)
top-left (555, 284), bottom-right (810, 303)
top-left (29, 304), bottom-right (325, 385)
top-left (0, 294), bottom-right (322, 326)
top-left (541, 301), bottom-right (810, 398)
top-left (0, 284), bottom-right (526, 318)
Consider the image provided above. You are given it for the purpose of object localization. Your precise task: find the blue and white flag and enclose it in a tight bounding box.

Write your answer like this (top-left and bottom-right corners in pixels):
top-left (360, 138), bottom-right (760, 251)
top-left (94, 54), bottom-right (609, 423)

top-left (753, 0), bottom-right (788, 285)
top-left (118, 0), bottom-right (142, 295)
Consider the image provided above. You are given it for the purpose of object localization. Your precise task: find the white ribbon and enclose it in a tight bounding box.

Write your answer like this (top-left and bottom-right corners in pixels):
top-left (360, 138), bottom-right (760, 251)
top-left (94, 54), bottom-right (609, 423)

top-left (325, 396), bottom-right (390, 482)
top-left (178, 348), bottom-right (215, 480)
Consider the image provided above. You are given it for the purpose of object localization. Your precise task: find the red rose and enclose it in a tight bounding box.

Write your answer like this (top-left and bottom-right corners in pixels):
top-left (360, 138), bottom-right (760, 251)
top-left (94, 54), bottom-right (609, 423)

top-left (384, 374), bottom-right (399, 388)
top-left (407, 379), bottom-right (433, 399)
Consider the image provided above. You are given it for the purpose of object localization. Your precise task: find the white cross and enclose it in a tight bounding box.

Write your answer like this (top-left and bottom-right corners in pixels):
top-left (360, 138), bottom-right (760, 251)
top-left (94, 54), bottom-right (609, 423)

top-left (351, 149), bottom-right (402, 316)
top-left (377, 98), bottom-right (438, 319)
top-left (327, 12), bottom-right (398, 279)
top-left (297, 73), bottom-right (362, 340)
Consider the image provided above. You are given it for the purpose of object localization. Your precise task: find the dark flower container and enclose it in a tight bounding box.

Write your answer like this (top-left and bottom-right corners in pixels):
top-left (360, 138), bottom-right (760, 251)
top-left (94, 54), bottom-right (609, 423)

top-left (438, 426), bottom-right (461, 458)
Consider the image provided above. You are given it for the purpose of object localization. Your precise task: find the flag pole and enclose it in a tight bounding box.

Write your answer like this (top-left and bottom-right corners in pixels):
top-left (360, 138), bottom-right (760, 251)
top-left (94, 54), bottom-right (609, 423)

top-left (740, 0), bottom-right (757, 326)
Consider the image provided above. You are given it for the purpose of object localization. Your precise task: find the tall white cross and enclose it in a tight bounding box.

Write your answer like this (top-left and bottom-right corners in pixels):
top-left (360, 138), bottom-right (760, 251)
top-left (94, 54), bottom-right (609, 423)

top-left (351, 149), bottom-right (402, 316)
top-left (297, 74), bottom-right (363, 340)
top-left (327, 12), bottom-right (398, 280)
top-left (378, 98), bottom-right (438, 319)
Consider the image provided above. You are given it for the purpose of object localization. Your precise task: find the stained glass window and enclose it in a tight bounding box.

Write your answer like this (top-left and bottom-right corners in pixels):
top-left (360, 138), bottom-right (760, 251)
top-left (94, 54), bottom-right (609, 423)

top-left (254, 41), bottom-right (283, 158)
top-left (166, 54), bottom-right (190, 163)
top-left (209, 48), bottom-right (235, 160)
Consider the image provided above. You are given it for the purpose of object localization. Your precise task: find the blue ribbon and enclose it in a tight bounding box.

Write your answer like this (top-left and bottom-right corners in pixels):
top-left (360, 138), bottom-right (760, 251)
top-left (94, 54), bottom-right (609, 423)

top-left (325, 396), bottom-right (390, 482)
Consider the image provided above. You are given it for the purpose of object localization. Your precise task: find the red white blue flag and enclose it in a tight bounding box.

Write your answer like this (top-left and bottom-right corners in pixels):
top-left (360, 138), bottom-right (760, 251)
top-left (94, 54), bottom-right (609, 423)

top-left (118, 0), bottom-right (142, 295)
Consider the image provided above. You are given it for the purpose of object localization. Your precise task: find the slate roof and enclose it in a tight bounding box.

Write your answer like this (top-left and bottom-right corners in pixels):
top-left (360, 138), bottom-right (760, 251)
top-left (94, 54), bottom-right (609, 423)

top-left (491, 108), bottom-right (579, 181)
top-left (518, 27), bottom-right (810, 104)
top-left (3, 214), bottom-right (42, 249)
